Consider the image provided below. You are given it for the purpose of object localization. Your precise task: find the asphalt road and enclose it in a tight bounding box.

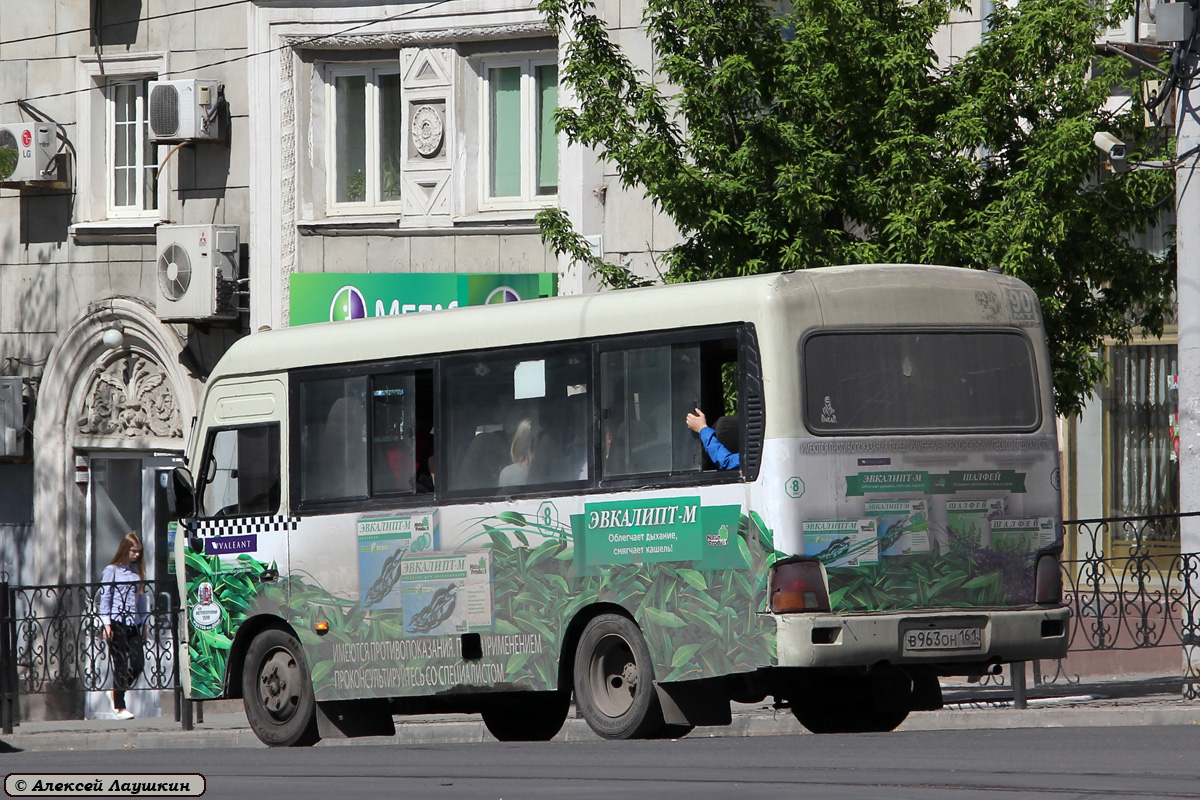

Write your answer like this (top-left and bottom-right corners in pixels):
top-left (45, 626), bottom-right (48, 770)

top-left (4, 725), bottom-right (1199, 799)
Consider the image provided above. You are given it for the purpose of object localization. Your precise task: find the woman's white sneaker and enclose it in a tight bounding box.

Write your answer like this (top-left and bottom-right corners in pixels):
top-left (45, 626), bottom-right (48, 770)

top-left (115, 709), bottom-right (135, 720)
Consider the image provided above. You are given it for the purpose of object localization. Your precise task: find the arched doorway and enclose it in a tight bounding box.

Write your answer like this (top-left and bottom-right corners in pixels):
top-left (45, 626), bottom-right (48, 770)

top-left (31, 299), bottom-right (203, 719)
top-left (33, 298), bottom-right (201, 587)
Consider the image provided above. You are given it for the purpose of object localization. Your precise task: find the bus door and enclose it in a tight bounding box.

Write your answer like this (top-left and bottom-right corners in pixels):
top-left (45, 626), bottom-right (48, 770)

top-left (186, 379), bottom-right (289, 697)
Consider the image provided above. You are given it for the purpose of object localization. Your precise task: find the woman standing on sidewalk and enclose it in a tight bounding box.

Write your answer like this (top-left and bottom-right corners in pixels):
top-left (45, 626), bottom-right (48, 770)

top-left (99, 532), bottom-right (148, 721)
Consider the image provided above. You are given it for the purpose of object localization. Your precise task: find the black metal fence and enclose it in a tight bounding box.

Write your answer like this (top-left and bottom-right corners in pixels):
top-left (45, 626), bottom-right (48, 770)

top-left (0, 577), bottom-right (191, 734)
top-left (1024, 513), bottom-right (1200, 701)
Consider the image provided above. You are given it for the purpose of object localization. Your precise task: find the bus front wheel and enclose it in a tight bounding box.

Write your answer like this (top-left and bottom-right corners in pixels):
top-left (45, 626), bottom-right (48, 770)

top-left (573, 613), bottom-right (665, 739)
top-left (242, 628), bottom-right (320, 747)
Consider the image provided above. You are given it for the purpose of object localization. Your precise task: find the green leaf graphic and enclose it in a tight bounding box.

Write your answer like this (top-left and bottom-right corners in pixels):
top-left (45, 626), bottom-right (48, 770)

top-left (644, 607), bottom-right (687, 628)
top-left (678, 569), bottom-right (708, 591)
top-left (670, 643), bottom-right (703, 668)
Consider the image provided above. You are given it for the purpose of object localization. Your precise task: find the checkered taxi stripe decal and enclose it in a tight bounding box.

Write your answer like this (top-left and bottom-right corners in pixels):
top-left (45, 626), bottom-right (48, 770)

top-left (192, 515), bottom-right (299, 537)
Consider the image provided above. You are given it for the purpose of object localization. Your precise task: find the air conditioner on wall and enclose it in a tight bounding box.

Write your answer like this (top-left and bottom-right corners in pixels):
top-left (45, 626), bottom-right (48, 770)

top-left (0, 123), bottom-right (57, 184)
top-left (155, 224), bottom-right (240, 322)
top-left (0, 376), bottom-right (24, 458)
top-left (147, 79), bottom-right (221, 143)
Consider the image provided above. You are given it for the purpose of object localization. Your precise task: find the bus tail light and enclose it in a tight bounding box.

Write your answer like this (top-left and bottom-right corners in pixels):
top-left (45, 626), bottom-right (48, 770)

top-left (770, 558), bottom-right (830, 613)
top-left (1035, 554), bottom-right (1063, 605)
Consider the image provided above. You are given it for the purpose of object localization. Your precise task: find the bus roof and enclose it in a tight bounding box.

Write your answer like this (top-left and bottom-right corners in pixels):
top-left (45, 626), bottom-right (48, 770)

top-left (210, 264), bottom-right (1033, 381)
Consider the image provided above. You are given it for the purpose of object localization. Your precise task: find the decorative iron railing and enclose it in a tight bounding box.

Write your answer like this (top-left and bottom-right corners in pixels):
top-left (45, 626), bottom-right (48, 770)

top-left (1064, 514), bottom-right (1198, 650)
top-left (0, 578), bottom-right (189, 734)
top-left (1028, 513), bottom-right (1200, 701)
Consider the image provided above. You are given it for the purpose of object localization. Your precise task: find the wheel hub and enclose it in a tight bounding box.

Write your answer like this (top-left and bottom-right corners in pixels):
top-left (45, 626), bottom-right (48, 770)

top-left (590, 633), bottom-right (640, 718)
top-left (619, 662), bottom-right (639, 689)
top-left (259, 649), bottom-right (300, 721)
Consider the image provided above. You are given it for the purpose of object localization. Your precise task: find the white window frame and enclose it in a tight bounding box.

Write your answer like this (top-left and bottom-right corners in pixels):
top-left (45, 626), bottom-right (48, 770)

top-left (325, 63), bottom-right (404, 215)
top-left (479, 54), bottom-right (559, 210)
top-left (74, 53), bottom-right (166, 226)
top-left (105, 78), bottom-right (158, 219)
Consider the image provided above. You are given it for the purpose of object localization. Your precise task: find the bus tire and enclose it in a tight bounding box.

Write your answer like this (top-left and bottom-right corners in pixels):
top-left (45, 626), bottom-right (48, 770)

top-left (242, 628), bottom-right (320, 747)
top-left (573, 613), bottom-right (665, 739)
top-left (480, 691), bottom-right (570, 741)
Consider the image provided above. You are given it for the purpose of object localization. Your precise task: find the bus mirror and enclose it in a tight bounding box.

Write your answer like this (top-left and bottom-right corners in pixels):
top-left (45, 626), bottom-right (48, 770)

top-left (168, 467), bottom-right (197, 520)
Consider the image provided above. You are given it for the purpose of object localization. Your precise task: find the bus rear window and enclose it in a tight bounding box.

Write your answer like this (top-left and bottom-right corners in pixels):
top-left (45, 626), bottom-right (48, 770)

top-left (803, 330), bottom-right (1041, 434)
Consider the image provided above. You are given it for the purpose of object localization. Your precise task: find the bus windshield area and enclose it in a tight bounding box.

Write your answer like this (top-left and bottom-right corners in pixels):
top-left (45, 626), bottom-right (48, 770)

top-left (803, 330), bottom-right (1041, 435)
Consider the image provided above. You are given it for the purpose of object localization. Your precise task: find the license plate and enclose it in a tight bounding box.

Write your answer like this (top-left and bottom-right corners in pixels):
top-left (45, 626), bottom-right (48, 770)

top-left (902, 626), bottom-right (983, 653)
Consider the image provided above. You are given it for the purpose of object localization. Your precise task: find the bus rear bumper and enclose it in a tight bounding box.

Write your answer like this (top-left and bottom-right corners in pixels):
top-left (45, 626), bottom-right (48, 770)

top-left (774, 605), bottom-right (1070, 670)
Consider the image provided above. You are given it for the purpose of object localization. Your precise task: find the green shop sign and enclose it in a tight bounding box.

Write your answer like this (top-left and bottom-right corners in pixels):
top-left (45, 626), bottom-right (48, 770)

top-left (289, 273), bottom-right (557, 326)
top-left (845, 469), bottom-right (1027, 496)
top-left (571, 497), bottom-right (741, 570)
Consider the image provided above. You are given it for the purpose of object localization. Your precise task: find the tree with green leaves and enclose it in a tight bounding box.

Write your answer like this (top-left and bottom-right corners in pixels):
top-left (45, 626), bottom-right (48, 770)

top-left (536, 0), bottom-right (1174, 416)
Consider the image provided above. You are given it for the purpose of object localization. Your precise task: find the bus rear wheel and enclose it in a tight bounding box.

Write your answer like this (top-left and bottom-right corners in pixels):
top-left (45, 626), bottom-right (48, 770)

top-left (480, 691), bottom-right (570, 741)
top-left (573, 613), bottom-right (665, 739)
top-left (242, 628), bottom-right (320, 747)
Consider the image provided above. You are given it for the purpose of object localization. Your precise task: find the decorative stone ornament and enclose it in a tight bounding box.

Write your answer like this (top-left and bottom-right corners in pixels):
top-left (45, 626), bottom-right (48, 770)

top-left (411, 104), bottom-right (444, 157)
top-left (78, 353), bottom-right (183, 438)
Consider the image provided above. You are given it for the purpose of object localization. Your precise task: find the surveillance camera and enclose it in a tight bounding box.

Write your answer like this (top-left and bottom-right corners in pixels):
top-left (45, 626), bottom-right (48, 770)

top-left (1093, 131), bottom-right (1125, 157)
top-left (1092, 131), bottom-right (1129, 173)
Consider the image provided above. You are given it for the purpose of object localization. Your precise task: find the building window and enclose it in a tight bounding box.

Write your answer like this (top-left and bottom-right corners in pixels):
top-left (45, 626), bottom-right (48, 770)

top-left (1107, 343), bottom-right (1179, 543)
top-left (483, 58), bottom-right (558, 204)
top-left (328, 65), bottom-right (403, 210)
top-left (107, 78), bottom-right (158, 216)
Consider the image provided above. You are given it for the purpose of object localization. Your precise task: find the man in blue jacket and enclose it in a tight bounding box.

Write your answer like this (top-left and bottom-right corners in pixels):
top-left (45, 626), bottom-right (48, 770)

top-left (684, 407), bottom-right (739, 470)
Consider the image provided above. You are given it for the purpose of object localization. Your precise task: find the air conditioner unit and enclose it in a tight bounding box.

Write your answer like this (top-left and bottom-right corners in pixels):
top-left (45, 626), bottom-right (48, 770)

top-left (155, 224), bottom-right (239, 321)
top-left (0, 376), bottom-right (24, 458)
top-left (0, 123), bottom-right (57, 184)
top-left (147, 79), bottom-right (220, 143)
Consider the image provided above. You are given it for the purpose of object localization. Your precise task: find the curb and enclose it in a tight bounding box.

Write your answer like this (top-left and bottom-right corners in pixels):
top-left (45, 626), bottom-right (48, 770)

top-left (5, 700), bottom-right (1200, 752)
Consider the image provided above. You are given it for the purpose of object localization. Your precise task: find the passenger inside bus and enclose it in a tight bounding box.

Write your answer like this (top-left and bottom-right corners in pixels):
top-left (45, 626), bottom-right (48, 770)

top-left (685, 407), bottom-right (740, 470)
top-left (602, 420), bottom-right (626, 474)
top-left (500, 419), bottom-right (537, 487)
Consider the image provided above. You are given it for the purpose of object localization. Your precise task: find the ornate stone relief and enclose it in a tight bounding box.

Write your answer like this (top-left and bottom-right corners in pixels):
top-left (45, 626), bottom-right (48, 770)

top-left (402, 174), bottom-right (452, 216)
top-left (282, 23), bottom-right (549, 50)
top-left (78, 353), bottom-right (182, 438)
top-left (411, 104), bottom-right (445, 157)
top-left (279, 48), bottom-right (297, 326)
top-left (403, 47), bottom-right (452, 89)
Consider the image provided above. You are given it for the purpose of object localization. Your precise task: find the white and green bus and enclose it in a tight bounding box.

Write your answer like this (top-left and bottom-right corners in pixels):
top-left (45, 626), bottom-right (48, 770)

top-left (170, 264), bottom-right (1069, 745)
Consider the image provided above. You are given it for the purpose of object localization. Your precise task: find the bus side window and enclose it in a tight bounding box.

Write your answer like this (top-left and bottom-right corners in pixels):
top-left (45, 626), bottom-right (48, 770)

top-left (443, 347), bottom-right (590, 495)
top-left (600, 346), bottom-right (698, 476)
top-left (600, 335), bottom-right (739, 479)
top-left (198, 425), bottom-right (281, 518)
top-left (298, 376), bottom-right (369, 503)
top-left (370, 371), bottom-right (434, 497)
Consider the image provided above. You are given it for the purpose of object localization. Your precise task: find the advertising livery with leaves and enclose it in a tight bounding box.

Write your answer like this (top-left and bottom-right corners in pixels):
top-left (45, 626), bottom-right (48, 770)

top-left (171, 265), bottom-right (1068, 745)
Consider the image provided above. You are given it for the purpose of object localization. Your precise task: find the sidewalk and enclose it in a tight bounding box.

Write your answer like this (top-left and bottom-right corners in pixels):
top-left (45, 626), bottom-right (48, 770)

top-left (2, 677), bottom-right (1197, 752)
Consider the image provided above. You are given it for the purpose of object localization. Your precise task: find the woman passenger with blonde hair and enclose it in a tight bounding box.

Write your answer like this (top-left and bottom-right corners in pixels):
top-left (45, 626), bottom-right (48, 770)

top-left (499, 419), bottom-right (535, 487)
top-left (99, 532), bottom-right (149, 720)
